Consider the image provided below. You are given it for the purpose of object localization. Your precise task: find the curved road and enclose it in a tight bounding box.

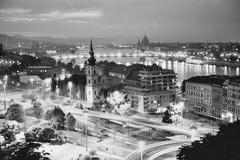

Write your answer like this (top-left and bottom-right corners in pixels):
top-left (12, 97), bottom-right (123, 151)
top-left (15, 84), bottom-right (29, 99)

top-left (127, 141), bottom-right (190, 160)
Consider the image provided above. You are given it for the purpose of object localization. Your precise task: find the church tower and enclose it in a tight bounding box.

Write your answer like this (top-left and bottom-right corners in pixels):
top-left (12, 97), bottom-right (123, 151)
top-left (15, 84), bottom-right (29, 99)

top-left (85, 38), bottom-right (99, 104)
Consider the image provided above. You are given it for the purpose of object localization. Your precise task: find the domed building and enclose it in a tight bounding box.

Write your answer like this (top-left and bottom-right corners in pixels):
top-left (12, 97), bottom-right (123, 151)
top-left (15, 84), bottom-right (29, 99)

top-left (137, 34), bottom-right (150, 50)
top-left (141, 34), bottom-right (149, 47)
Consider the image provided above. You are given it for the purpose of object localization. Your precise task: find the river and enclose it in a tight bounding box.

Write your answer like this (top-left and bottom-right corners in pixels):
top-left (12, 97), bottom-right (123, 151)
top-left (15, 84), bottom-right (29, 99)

top-left (60, 48), bottom-right (240, 83)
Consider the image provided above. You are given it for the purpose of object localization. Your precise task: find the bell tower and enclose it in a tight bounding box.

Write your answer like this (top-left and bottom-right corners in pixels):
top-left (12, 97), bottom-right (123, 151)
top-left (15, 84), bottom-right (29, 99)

top-left (85, 38), bottom-right (99, 104)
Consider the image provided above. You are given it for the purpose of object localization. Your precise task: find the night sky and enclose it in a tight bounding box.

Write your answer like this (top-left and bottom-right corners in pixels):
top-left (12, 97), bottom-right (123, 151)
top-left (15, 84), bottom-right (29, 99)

top-left (0, 0), bottom-right (240, 42)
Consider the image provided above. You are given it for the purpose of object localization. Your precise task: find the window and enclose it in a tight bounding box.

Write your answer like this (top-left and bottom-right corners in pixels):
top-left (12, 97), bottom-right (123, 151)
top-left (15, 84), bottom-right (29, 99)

top-left (88, 70), bottom-right (90, 75)
top-left (95, 91), bottom-right (97, 95)
top-left (88, 80), bottom-right (90, 84)
top-left (94, 80), bottom-right (96, 84)
top-left (94, 70), bottom-right (96, 74)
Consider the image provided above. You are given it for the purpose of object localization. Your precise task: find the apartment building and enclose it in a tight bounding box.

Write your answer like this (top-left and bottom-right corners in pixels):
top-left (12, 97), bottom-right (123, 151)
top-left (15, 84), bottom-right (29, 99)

top-left (185, 75), bottom-right (240, 122)
top-left (122, 64), bottom-right (177, 113)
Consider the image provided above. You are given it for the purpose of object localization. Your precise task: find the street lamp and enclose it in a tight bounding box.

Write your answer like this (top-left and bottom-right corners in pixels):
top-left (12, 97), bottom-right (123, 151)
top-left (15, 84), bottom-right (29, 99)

top-left (139, 141), bottom-right (144, 160)
top-left (30, 78), bottom-right (33, 94)
top-left (190, 125), bottom-right (197, 141)
top-left (56, 88), bottom-right (59, 106)
top-left (3, 84), bottom-right (6, 110)
top-left (17, 83), bottom-right (20, 90)
top-left (83, 110), bottom-right (89, 152)
top-left (68, 82), bottom-right (72, 99)
top-left (4, 75), bottom-right (7, 96)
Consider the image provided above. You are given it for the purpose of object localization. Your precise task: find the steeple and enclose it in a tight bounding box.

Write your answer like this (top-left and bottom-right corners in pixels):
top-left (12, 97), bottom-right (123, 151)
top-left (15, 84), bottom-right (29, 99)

top-left (87, 38), bottom-right (96, 66)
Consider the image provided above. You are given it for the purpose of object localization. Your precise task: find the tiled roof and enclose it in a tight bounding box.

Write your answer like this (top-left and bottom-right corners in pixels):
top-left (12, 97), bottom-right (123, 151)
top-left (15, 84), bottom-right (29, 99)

top-left (109, 65), bottom-right (131, 75)
top-left (186, 75), bottom-right (227, 85)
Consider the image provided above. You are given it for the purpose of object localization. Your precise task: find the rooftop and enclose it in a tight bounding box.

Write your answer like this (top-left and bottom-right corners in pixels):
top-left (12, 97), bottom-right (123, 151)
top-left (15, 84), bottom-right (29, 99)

top-left (186, 75), bottom-right (228, 85)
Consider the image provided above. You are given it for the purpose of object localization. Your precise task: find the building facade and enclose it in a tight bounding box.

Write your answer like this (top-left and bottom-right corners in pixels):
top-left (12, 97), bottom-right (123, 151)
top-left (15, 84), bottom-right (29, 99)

top-left (185, 75), bottom-right (240, 122)
top-left (122, 64), bottom-right (177, 112)
top-left (26, 66), bottom-right (61, 76)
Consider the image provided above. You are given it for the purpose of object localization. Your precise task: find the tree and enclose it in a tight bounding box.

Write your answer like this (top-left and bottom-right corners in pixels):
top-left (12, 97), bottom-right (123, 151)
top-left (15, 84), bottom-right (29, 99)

top-left (177, 120), bottom-right (240, 160)
top-left (181, 80), bottom-right (186, 93)
top-left (65, 113), bottom-right (76, 130)
top-left (162, 106), bottom-right (172, 124)
top-left (40, 57), bottom-right (56, 66)
top-left (73, 65), bottom-right (81, 74)
top-left (0, 124), bottom-right (16, 144)
top-left (71, 58), bottom-right (76, 66)
top-left (65, 62), bottom-right (73, 73)
top-left (33, 106), bottom-right (44, 122)
top-left (106, 90), bottom-right (129, 114)
top-left (44, 109), bottom-right (54, 120)
top-left (50, 106), bottom-right (66, 130)
top-left (51, 74), bottom-right (57, 93)
top-left (0, 141), bottom-right (50, 160)
top-left (5, 104), bottom-right (25, 123)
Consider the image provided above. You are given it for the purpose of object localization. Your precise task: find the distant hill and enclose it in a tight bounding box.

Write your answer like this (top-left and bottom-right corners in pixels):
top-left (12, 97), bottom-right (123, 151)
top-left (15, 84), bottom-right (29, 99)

top-left (12, 35), bottom-right (139, 45)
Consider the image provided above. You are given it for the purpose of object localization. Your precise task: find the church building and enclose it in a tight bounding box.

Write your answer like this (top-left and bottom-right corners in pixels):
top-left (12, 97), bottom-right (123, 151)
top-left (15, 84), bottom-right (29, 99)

top-left (84, 39), bottom-right (121, 104)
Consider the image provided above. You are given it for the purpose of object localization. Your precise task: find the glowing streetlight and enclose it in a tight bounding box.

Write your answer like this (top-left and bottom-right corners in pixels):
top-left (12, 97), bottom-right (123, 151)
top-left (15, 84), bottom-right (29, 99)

top-left (30, 78), bottom-right (33, 94)
top-left (83, 110), bottom-right (89, 152)
top-left (17, 83), bottom-right (20, 90)
top-left (68, 82), bottom-right (72, 99)
top-left (139, 141), bottom-right (145, 160)
top-left (4, 75), bottom-right (8, 96)
top-left (56, 88), bottom-right (60, 106)
top-left (3, 84), bottom-right (6, 110)
top-left (190, 125), bottom-right (197, 141)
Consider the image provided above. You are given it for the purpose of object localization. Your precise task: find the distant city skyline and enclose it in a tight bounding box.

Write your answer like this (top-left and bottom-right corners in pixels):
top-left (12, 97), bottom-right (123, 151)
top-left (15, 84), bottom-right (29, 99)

top-left (0, 0), bottom-right (240, 42)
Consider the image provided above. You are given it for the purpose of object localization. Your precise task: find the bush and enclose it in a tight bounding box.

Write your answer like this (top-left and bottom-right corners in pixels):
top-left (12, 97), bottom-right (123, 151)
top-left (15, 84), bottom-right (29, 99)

top-left (5, 104), bottom-right (25, 123)
top-left (2, 121), bottom-right (22, 134)
top-left (38, 128), bottom-right (55, 142)
top-left (89, 149), bottom-right (97, 156)
top-left (55, 131), bottom-right (67, 144)
top-left (0, 122), bottom-right (18, 144)
top-left (62, 97), bottom-right (70, 105)
top-left (33, 101), bottom-right (42, 108)
top-left (24, 126), bottom-right (42, 142)
top-left (22, 94), bottom-right (28, 100)
top-left (33, 106), bottom-right (44, 121)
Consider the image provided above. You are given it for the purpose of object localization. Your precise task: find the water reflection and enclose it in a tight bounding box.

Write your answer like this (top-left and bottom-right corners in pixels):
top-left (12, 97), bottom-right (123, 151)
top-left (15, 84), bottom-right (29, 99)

top-left (61, 57), bottom-right (239, 83)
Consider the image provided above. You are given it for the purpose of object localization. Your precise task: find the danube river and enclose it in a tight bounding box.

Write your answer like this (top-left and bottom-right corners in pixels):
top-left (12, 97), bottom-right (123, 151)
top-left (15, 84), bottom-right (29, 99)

top-left (60, 48), bottom-right (240, 83)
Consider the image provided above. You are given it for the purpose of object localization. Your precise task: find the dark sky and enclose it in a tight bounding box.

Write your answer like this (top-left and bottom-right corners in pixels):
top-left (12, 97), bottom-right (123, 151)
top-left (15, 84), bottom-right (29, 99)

top-left (0, 0), bottom-right (240, 42)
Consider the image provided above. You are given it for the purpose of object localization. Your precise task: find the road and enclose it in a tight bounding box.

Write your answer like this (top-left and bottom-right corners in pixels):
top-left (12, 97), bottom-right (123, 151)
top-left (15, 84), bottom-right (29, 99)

top-left (126, 141), bottom-right (189, 160)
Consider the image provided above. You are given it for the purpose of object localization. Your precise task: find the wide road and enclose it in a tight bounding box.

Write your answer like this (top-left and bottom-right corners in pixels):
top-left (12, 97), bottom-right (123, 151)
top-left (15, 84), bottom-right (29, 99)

top-left (71, 110), bottom-right (192, 136)
top-left (126, 141), bottom-right (189, 160)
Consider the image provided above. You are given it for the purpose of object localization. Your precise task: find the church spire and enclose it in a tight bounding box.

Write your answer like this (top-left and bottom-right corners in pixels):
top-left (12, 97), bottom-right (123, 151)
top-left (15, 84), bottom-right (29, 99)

top-left (87, 38), bottom-right (96, 66)
top-left (90, 37), bottom-right (93, 52)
